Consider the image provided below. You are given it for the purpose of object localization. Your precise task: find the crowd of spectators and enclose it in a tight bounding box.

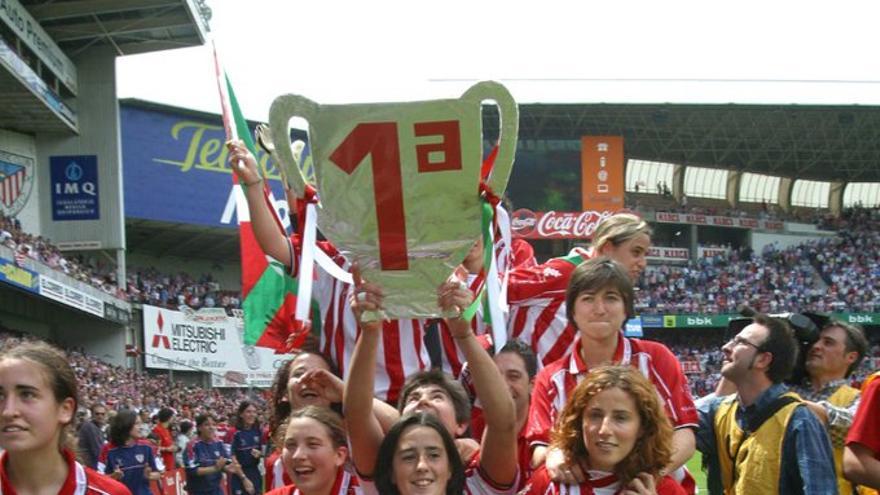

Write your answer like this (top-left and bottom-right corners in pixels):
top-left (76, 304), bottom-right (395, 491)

top-left (637, 207), bottom-right (880, 315)
top-left (0, 214), bottom-right (125, 298)
top-left (0, 213), bottom-right (241, 312)
top-left (125, 266), bottom-right (241, 312)
top-left (0, 328), bottom-right (266, 424)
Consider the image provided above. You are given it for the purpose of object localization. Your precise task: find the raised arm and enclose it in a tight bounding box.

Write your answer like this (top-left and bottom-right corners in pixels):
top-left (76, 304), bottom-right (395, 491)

top-left (439, 281), bottom-right (517, 486)
top-left (342, 267), bottom-right (394, 477)
top-left (227, 140), bottom-right (292, 267)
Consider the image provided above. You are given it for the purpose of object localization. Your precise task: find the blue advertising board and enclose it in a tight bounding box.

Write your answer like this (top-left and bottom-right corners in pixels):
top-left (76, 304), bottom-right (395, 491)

top-left (624, 317), bottom-right (643, 337)
top-left (121, 104), bottom-right (301, 228)
top-left (50, 155), bottom-right (99, 220)
top-left (640, 314), bottom-right (664, 328)
top-left (0, 257), bottom-right (39, 293)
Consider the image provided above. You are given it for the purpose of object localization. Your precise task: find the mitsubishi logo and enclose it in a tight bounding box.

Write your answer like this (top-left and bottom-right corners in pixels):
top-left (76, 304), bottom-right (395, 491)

top-left (152, 311), bottom-right (171, 349)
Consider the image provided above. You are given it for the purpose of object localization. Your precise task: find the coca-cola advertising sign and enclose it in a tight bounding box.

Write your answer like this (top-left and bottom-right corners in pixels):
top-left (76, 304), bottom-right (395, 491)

top-left (511, 209), bottom-right (615, 239)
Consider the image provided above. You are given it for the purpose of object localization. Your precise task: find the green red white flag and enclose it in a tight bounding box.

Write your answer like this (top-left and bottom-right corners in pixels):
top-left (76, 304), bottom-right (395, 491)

top-left (213, 45), bottom-right (308, 350)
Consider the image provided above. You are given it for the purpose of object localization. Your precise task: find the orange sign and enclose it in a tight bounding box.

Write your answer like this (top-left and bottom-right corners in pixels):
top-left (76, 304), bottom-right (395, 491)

top-left (581, 136), bottom-right (624, 212)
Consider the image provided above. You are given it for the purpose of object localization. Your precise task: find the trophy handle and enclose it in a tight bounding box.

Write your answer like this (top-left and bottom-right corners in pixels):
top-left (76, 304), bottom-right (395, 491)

top-left (268, 94), bottom-right (319, 197)
top-left (461, 81), bottom-right (519, 195)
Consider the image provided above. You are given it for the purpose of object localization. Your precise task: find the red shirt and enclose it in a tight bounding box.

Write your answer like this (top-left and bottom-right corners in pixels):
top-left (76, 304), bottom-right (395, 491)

top-left (522, 466), bottom-right (686, 495)
top-left (846, 376), bottom-right (880, 457)
top-left (506, 248), bottom-right (590, 366)
top-left (0, 449), bottom-right (130, 495)
top-left (152, 423), bottom-right (174, 470)
top-left (264, 467), bottom-right (361, 495)
top-left (525, 334), bottom-right (698, 449)
top-left (264, 449), bottom-right (291, 491)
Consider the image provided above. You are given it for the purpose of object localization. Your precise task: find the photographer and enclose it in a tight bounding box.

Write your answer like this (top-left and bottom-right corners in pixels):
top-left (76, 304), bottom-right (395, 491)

top-left (696, 313), bottom-right (836, 495)
top-left (792, 320), bottom-right (868, 495)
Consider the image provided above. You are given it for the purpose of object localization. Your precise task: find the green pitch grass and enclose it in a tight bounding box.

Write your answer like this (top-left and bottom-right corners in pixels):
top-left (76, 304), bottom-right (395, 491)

top-left (686, 452), bottom-right (707, 493)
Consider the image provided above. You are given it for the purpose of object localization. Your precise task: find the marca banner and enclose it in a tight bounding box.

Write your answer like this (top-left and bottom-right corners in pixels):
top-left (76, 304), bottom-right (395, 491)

top-left (50, 155), bottom-right (99, 221)
top-left (142, 305), bottom-right (295, 387)
top-left (0, 257), bottom-right (39, 293)
top-left (39, 276), bottom-right (104, 317)
top-left (646, 246), bottom-right (689, 262)
top-left (581, 136), bottom-right (623, 213)
top-left (655, 211), bottom-right (784, 231)
top-left (698, 246), bottom-right (730, 259)
top-left (511, 209), bottom-right (613, 239)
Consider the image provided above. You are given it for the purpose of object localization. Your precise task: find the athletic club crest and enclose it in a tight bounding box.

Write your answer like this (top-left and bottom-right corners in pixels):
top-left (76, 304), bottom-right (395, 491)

top-left (135, 454), bottom-right (144, 463)
top-left (0, 150), bottom-right (34, 217)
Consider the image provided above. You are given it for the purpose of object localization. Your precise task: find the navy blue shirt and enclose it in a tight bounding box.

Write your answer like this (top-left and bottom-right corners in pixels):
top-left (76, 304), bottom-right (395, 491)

top-left (231, 426), bottom-right (263, 469)
top-left (104, 443), bottom-right (157, 495)
top-left (184, 439), bottom-right (231, 494)
top-left (696, 383), bottom-right (839, 495)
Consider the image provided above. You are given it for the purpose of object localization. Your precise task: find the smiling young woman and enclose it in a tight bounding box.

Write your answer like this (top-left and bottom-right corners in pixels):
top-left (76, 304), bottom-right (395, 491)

top-left (0, 341), bottom-right (129, 495)
top-left (266, 406), bottom-right (360, 495)
top-left (521, 365), bottom-right (685, 495)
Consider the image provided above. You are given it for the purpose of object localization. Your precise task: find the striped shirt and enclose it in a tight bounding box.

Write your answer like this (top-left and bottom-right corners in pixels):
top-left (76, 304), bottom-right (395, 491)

top-left (521, 466), bottom-right (686, 495)
top-left (525, 334), bottom-right (699, 449)
top-left (507, 248), bottom-right (590, 367)
top-left (0, 450), bottom-right (130, 495)
top-left (264, 467), bottom-right (361, 495)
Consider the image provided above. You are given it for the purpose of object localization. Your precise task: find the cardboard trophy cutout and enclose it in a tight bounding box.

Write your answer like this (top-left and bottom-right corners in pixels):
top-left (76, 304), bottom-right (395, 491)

top-left (268, 81), bottom-right (518, 319)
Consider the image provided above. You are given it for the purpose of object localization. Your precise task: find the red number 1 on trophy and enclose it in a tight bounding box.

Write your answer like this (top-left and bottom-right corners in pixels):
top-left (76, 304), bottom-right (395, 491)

top-left (329, 120), bottom-right (462, 271)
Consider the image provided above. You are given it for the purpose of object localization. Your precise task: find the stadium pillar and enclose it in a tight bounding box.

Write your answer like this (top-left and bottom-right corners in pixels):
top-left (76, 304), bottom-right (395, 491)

top-left (116, 249), bottom-right (126, 296)
top-left (778, 177), bottom-right (793, 213)
top-left (829, 181), bottom-right (845, 216)
top-left (672, 164), bottom-right (685, 203)
top-left (727, 171), bottom-right (742, 208)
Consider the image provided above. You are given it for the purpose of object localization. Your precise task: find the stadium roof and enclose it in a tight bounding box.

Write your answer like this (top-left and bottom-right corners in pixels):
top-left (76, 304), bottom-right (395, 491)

top-left (488, 103), bottom-right (880, 183)
top-left (20, 0), bottom-right (210, 56)
top-left (0, 0), bottom-right (210, 134)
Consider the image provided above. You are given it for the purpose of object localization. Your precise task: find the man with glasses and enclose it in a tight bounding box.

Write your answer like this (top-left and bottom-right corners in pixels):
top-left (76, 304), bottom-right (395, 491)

top-left (792, 320), bottom-right (868, 495)
top-left (695, 313), bottom-right (837, 495)
top-left (78, 403), bottom-right (108, 470)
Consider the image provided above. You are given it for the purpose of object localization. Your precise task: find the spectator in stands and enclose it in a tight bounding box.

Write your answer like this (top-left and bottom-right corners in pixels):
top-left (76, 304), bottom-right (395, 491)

top-left (175, 420), bottom-right (193, 468)
top-left (792, 320), bottom-right (868, 495)
top-left (0, 341), bottom-right (129, 495)
top-left (77, 402), bottom-right (107, 470)
top-left (696, 314), bottom-right (836, 494)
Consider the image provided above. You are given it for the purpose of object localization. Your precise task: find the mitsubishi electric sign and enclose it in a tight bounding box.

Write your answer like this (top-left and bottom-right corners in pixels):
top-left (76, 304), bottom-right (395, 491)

top-left (142, 305), bottom-right (295, 387)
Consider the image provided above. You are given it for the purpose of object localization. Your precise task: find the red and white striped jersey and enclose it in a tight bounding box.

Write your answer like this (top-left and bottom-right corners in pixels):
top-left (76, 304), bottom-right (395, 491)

top-left (0, 450), bottom-right (130, 495)
top-left (521, 466), bottom-right (686, 495)
top-left (525, 334), bottom-right (698, 449)
top-left (359, 451), bottom-right (518, 495)
top-left (507, 248), bottom-right (591, 367)
top-left (304, 240), bottom-right (431, 404)
top-left (264, 467), bottom-right (362, 495)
